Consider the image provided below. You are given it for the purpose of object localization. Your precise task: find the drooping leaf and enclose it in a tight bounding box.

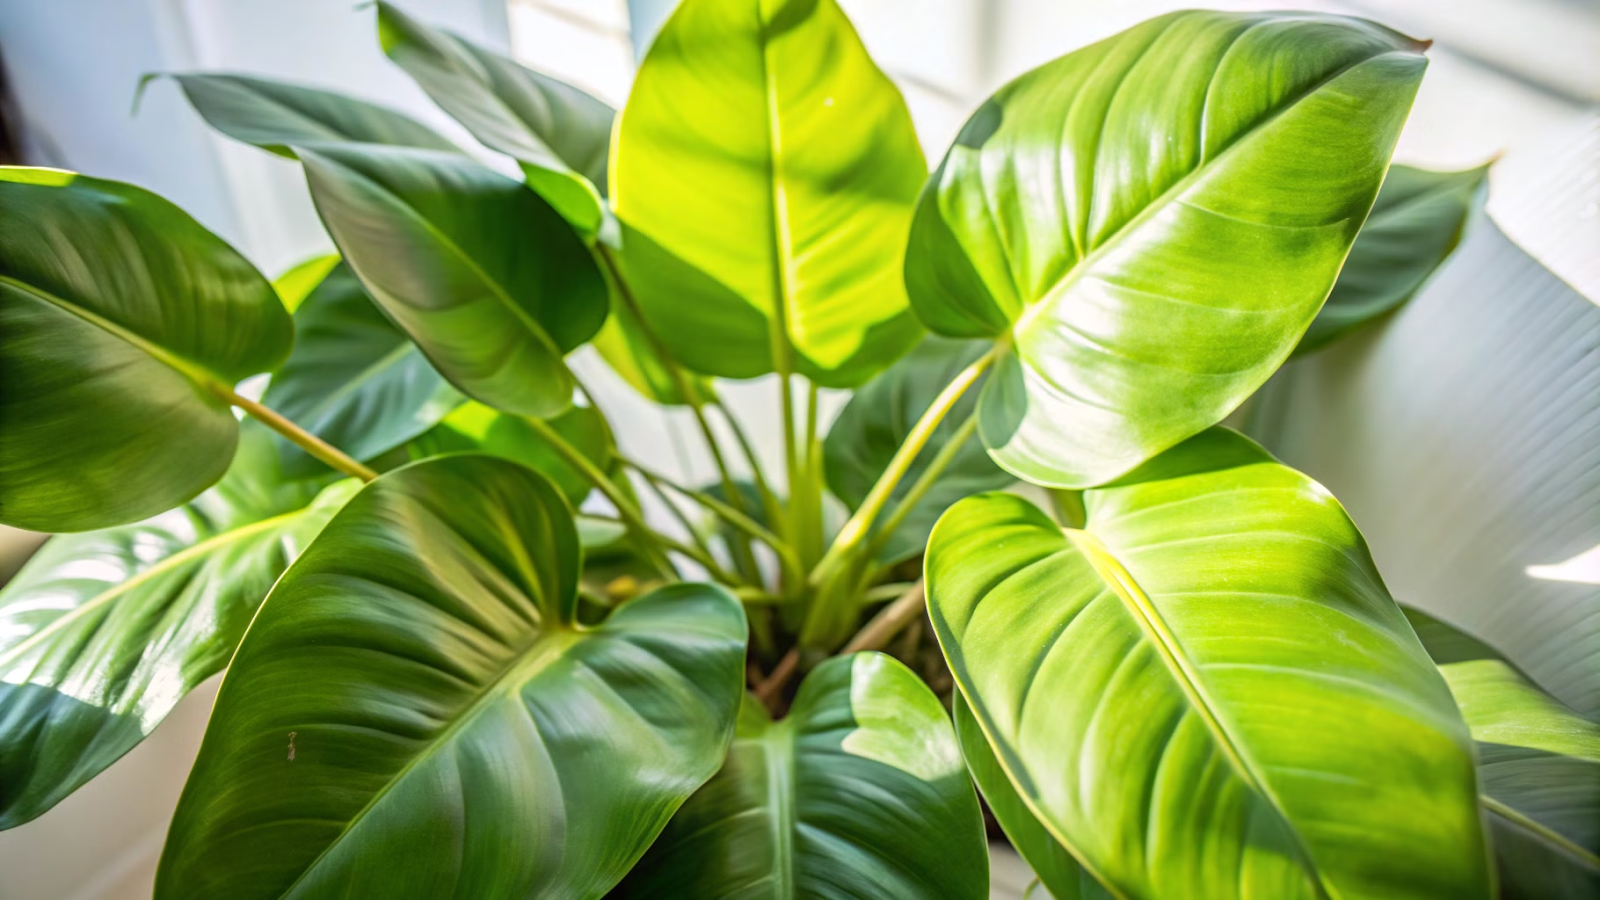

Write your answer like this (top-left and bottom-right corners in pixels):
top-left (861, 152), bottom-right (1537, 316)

top-left (401, 400), bottom-right (613, 504)
top-left (375, 1), bottom-right (612, 235)
top-left (0, 426), bottom-right (356, 829)
top-left (270, 253), bottom-right (341, 312)
top-left (617, 652), bottom-right (988, 899)
top-left (262, 260), bottom-right (461, 478)
top-left (611, 0), bottom-right (927, 387)
top-left (906, 11), bottom-right (1427, 488)
top-left (1298, 163), bottom-right (1488, 355)
top-left (824, 336), bottom-right (1013, 564)
top-left (159, 72), bottom-right (459, 157)
top-left (0, 168), bottom-right (293, 531)
top-left (1406, 608), bottom-right (1600, 898)
top-left (952, 692), bottom-right (1113, 900)
top-left (926, 428), bottom-right (1490, 899)
top-left (297, 143), bottom-right (607, 418)
top-left (156, 455), bottom-right (747, 898)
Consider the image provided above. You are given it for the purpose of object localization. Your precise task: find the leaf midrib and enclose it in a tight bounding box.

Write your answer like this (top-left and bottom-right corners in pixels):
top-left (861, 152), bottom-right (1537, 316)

top-left (1008, 47), bottom-right (1414, 343)
top-left (756, 4), bottom-right (799, 375)
top-left (1481, 794), bottom-right (1600, 869)
top-left (761, 720), bottom-right (798, 899)
top-left (277, 625), bottom-right (582, 896)
top-left (1064, 527), bottom-right (1337, 899)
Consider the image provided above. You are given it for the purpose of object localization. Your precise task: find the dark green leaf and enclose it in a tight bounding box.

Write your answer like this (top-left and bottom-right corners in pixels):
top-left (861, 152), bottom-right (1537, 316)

top-left (953, 692), bottom-right (1112, 900)
top-left (618, 652), bottom-right (988, 898)
top-left (402, 400), bottom-right (613, 504)
top-left (0, 426), bottom-right (356, 828)
top-left (376, 1), bottom-right (612, 235)
top-left (159, 72), bottom-right (458, 157)
top-left (926, 428), bottom-right (1490, 898)
top-left (1406, 608), bottom-right (1600, 898)
top-left (156, 455), bottom-right (747, 898)
top-left (263, 260), bottom-right (461, 478)
top-left (907, 11), bottom-right (1427, 488)
top-left (0, 168), bottom-right (292, 531)
top-left (297, 143), bottom-right (607, 418)
top-left (611, 0), bottom-right (926, 386)
top-left (824, 336), bottom-right (1012, 564)
top-left (1298, 163), bottom-right (1488, 355)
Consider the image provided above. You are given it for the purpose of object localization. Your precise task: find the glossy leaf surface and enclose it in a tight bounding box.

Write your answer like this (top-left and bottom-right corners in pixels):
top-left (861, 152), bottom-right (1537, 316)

top-left (1407, 608), bottom-right (1600, 898)
top-left (157, 455), bottom-right (747, 898)
top-left (953, 693), bottom-right (1111, 900)
top-left (907, 11), bottom-right (1426, 487)
top-left (262, 260), bottom-right (461, 477)
top-left (612, 0), bottom-right (926, 386)
top-left (298, 143), bottom-right (607, 418)
top-left (617, 652), bottom-right (987, 899)
top-left (402, 400), bottom-right (613, 504)
top-left (926, 428), bottom-right (1489, 899)
top-left (0, 168), bottom-right (292, 531)
top-left (1298, 163), bottom-right (1488, 354)
top-left (162, 72), bottom-right (458, 157)
top-left (824, 336), bottom-right (1012, 564)
top-left (376, 1), bottom-right (612, 235)
top-left (0, 427), bottom-right (355, 828)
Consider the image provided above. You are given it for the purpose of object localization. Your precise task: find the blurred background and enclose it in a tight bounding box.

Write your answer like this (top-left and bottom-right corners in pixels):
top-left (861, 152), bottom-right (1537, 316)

top-left (0, 1), bottom-right (1594, 897)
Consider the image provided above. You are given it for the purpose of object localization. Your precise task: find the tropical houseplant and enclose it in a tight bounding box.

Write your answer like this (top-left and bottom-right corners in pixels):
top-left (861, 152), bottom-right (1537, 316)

top-left (0, 1), bottom-right (1593, 897)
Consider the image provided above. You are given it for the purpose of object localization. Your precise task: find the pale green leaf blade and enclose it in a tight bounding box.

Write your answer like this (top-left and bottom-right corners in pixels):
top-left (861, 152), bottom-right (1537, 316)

top-left (617, 652), bottom-right (988, 898)
top-left (155, 455), bottom-right (747, 899)
top-left (296, 143), bottom-right (607, 418)
top-left (1406, 608), bottom-right (1600, 898)
top-left (0, 168), bottom-right (292, 531)
top-left (953, 692), bottom-right (1113, 900)
top-left (612, 0), bottom-right (927, 386)
top-left (907, 11), bottom-right (1427, 487)
top-left (0, 428), bottom-right (356, 828)
top-left (824, 336), bottom-right (1013, 564)
top-left (161, 72), bottom-right (458, 157)
top-left (1298, 163), bottom-right (1488, 355)
top-left (375, 1), bottom-right (611, 234)
top-left (926, 428), bottom-right (1490, 899)
top-left (262, 261), bottom-right (462, 478)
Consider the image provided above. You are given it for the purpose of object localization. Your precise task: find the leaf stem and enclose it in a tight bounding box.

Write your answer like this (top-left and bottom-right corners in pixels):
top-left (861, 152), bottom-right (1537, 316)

top-left (216, 384), bottom-right (377, 482)
top-left (840, 581), bottom-right (925, 654)
top-left (714, 399), bottom-right (786, 531)
top-left (810, 344), bottom-right (1001, 585)
top-left (518, 413), bottom-right (675, 580)
top-left (622, 456), bottom-right (798, 572)
top-left (861, 412), bottom-right (979, 561)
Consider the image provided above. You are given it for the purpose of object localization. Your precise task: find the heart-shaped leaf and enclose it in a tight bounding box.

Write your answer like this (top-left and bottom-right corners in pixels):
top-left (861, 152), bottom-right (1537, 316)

top-left (0, 426), bottom-right (356, 828)
top-left (297, 143), bottom-right (607, 418)
top-left (824, 336), bottom-right (1013, 564)
top-left (156, 455), bottom-right (747, 898)
top-left (952, 692), bottom-right (1112, 900)
top-left (1298, 163), bottom-right (1488, 355)
top-left (926, 428), bottom-right (1490, 899)
top-left (262, 259), bottom-right (461, 478)
top-left (158, 72), bottom-right (459, 157)
top-left (611, 0), bottom-right (926, 386)
top-left (375, 1), bottom-right (612, 235)
top-left (0, 168), bottom-right (292, 531)
top-left (1406, 608), bottom-right (1600, 898)
top-left (907, 11), bottom-right (1427, 488)
top-left (617, 652), bottom-right (988, 898)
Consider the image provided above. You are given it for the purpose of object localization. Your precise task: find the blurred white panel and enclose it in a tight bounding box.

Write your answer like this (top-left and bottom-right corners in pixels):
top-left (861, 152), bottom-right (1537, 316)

top-left (1489, 116), bottom-right (1600, 303)
top-left (508, 2), bottom-right (636, 106)
top-left (842, 0), bottom-right (983, 97)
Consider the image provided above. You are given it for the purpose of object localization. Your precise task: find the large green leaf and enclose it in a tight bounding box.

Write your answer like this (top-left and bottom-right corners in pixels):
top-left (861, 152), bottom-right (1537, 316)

top-left (611, 0), bottom-right (926, 387)
top-left (906, 11), bottom-right (1426, 488)
top-left (1406, 608), bottom-right (1600, 898)
top-left (262, 260), bottom-right (461, 478)
top-left (926, 428), bottom-right (1489, 899)
top-left (375, 1), bottom-right (612, 236)
top-left (1297, 163), bottom-right (1488, 355)
top-left (0, 168), bottom-right (292, 531)
top-left (401, 400), bottom-right (613, 505)
top-left (0, 426), bottom-right (356, 829)
top-left (952, 693), bottom-right (1111, 900)
top-left (297, 143), bottom-right (607, 418)
top-left (824, 336), bottom-right (1012, 565)
top-left (617, 652), bottom-right (988, 898)
top-left (160, 72), bottom-right (458, 157)
top-left (156, 455), bottom-right (747, 898)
